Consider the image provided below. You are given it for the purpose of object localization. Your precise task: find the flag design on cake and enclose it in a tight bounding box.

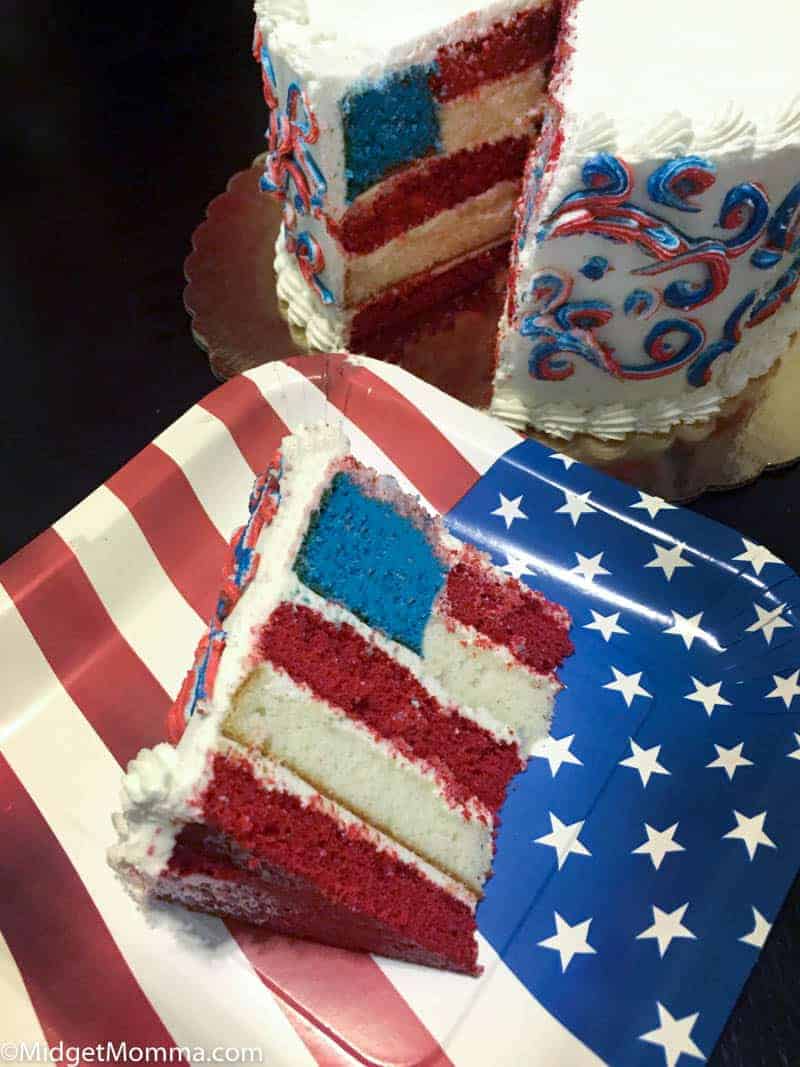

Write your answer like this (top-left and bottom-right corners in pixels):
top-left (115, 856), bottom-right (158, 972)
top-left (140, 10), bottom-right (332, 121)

top-left (110, 423), bottom-right (573, 973)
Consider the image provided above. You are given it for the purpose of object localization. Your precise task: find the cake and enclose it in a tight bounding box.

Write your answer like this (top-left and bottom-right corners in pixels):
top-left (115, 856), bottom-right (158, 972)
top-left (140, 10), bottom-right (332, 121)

top-left (109, 424), bottom-right (573, 973)
top-left (257, 0), bottom-right (800, 438)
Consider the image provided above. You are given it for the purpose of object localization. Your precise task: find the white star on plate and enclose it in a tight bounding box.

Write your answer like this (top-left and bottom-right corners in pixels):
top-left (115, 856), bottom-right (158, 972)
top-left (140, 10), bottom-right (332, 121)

top-left (555, 488), bottom-right (597, 526)
top-left (632, 822), bottom-right (686, 870)
top-left (585, 609), bottom-right (628, 642)
top-left (637, 903), bottom-right (696, 958)
top-left (538, 912), bottom-right (596, 972)
top-left (572, 551), bottom-right (611, 583)
top-left (747, 602), bottom-right (792, 644)
top-left (639, 1002), bottom-right (704, 1067)
top-left (723, 810), bottom-right (776, 860)
top-left (706, 742), bottom-right (753, 781)
top-left (491, 492), bottom-right (528, 529)
top-left (631, 491), bottom-right (676, 521)
top-left (788, 732), bottom-right (800, 760)
top-left (535, 812), bottom-right (591, 869)
top-left (550, 451), bottom-right (577, 469)
top-left (767, 670), bottom-right (800, 708)
top-left (501, 550), bottom-right (536, 581)
top-left (646, 542), bottom-right (694, 582)
top-left (620, 738), bottom-right (670, 787)
top-left (685, 676), bottom-right (731, 717)
top-left (734, 538), bottom-right (783, 576)
top-left (663, 610), bottom-right (707, 651)
top-left (739, 907), bottom-right (772, 949)
top-left (604, 667), bottom-right (652, 708)
top-left (530, 733), bottom-right (583, 776)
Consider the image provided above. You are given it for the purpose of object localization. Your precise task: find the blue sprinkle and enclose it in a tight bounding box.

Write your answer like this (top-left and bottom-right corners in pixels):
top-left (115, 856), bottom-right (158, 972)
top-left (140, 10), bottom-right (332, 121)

top-left (341, 66), bottom-right (441, 202)
top-left (579, 256), bottom-right (610, 281)
top-left (294, 474), bottom-right (447, 653)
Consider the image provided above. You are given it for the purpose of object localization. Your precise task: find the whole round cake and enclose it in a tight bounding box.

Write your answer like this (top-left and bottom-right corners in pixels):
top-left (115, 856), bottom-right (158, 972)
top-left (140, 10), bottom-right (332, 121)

top-left (256, 0), bottom-right (800, 438)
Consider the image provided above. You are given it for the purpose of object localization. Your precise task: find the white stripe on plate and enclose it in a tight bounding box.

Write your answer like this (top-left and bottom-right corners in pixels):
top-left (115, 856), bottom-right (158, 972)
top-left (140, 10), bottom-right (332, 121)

top-left (55, 487), bottom-right (203, 699)
top-left (0, 929), bottom-right (47, 1047)
top-left (355, 356), bottom-right (521, 475)
top-left (0, 588), bottom-right (315, 1067)
top-left (154, 404), bottom-right (256, 538)
top-left (245, 362), bottom-right (438, 512)
top-left (378, 936), bottom-right (603, 1066)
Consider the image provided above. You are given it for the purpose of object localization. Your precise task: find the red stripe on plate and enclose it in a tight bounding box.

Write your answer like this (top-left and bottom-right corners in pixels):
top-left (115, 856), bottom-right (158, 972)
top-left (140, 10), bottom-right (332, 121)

top-left (107, 444), bottom-right (226, 621)
top-left (199, 375), bottom-right (289, 476)
top-left (3, 387), bottom-right (454, 1067)
top-left (0, 754), bottom-right (176, 1054)
top-left (290, 355), bottom-right (480, 514)
top-left (0, 529), bottom-right (167, 767)
top-left (230, 926), bottom-right (453, 1067)
top-left (275, 1002), bottom-right (360, 1067)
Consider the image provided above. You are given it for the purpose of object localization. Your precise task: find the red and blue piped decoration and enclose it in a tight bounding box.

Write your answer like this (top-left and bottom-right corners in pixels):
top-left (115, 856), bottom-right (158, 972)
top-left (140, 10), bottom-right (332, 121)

top-left (166, 456), bottom-right (282, 743)
top-left (525, 152), bottom-right (800, 386)
top-left (253, 27), bottom-right (332, 304)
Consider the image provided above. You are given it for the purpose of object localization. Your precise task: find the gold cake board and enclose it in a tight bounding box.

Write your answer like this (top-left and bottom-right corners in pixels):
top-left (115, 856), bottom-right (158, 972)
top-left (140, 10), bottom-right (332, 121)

top-left (185, 161), bottom-right (800, 502)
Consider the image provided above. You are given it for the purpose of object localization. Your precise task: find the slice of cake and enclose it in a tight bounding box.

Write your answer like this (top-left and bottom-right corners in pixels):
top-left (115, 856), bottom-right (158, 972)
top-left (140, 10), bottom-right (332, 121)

top-left (109, 424), bottom-right (572, 973)
top-left (257, 0), bottom-right (560, 362)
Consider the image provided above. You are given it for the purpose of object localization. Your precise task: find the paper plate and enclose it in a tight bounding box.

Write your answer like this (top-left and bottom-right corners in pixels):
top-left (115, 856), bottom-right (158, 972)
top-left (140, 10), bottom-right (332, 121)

top-left (2, 355), bottom-right (799, 1067)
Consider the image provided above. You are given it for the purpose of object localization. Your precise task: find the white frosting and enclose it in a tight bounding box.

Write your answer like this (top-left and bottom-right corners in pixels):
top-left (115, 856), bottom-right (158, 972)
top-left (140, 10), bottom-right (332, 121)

top-left (563, 1), bottom-right (797, 140)
top-left (255, 0), bottom-right (542, 84)
top-left (112, 425), bottom-right (350, 878)
top-left (274, 237), bottom-right (350, 350)
top-left (494, 0), bottom-right (800, 438)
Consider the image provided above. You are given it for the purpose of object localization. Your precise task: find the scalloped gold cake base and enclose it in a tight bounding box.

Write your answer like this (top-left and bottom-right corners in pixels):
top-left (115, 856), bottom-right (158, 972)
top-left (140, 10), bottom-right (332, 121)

top-left (184, 160), bottom-right (800, 502)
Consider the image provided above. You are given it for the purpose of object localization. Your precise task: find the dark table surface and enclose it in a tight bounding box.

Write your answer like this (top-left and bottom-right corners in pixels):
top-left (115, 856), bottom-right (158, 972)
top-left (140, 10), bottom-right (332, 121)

top-left (4, 1), bottom-right (799, 1062)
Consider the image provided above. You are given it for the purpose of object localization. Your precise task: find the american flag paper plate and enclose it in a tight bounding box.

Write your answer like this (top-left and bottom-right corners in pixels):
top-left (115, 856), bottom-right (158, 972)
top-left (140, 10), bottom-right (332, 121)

top-left (3, 354), bottom-right (799, 1067)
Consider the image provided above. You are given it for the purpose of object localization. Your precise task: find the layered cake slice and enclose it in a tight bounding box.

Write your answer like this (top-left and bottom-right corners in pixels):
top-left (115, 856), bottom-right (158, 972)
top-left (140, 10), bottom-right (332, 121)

top-left (257, 0), bottom-right (560, 363)
top-left (110, 424), bottom-right (572, 973)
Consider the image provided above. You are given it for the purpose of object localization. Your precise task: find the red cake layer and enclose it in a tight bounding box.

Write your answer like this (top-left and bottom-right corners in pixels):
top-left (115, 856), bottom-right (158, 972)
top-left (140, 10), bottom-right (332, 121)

top-left (504, 1), bottom-right (573, 325)
top-left (158, 756), bottom-right (480, 973)
top-left (257, 603), bottom-right (522, 812)
top-left (362, 267), bottom-right (506, 409)
top-left (442, 550), bottom-right (574, 674)
top-left (338, 136), bottom-right (531, 256)
top-left (431, 3), bottom-right (561, 102)
top-left (350, 240), bottom-right (510, 353)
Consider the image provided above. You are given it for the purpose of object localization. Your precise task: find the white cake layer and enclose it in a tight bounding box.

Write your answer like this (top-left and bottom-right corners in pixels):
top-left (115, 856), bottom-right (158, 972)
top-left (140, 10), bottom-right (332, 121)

top-left (113, 741), bottom-right (477, 912)
top-left (494, 1), bottom-right (800, 438)
top-left (439, 63), bottom-right (546, 159)
top-left (422, 613), bottom-right (558, 752)
top-left (346, 179), bottom-right (518, 305)
top-left (288, 579), bottom-right (520, 746)
top-left (274, 232), bottom-right (509, 351)
top-left (226, 663), bottom-right (494, 893)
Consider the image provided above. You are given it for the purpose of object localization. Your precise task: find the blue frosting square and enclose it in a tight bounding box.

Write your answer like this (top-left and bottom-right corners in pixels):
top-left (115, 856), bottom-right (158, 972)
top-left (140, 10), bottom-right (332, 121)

top-left (341, 65), bottom-right (441, 202)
